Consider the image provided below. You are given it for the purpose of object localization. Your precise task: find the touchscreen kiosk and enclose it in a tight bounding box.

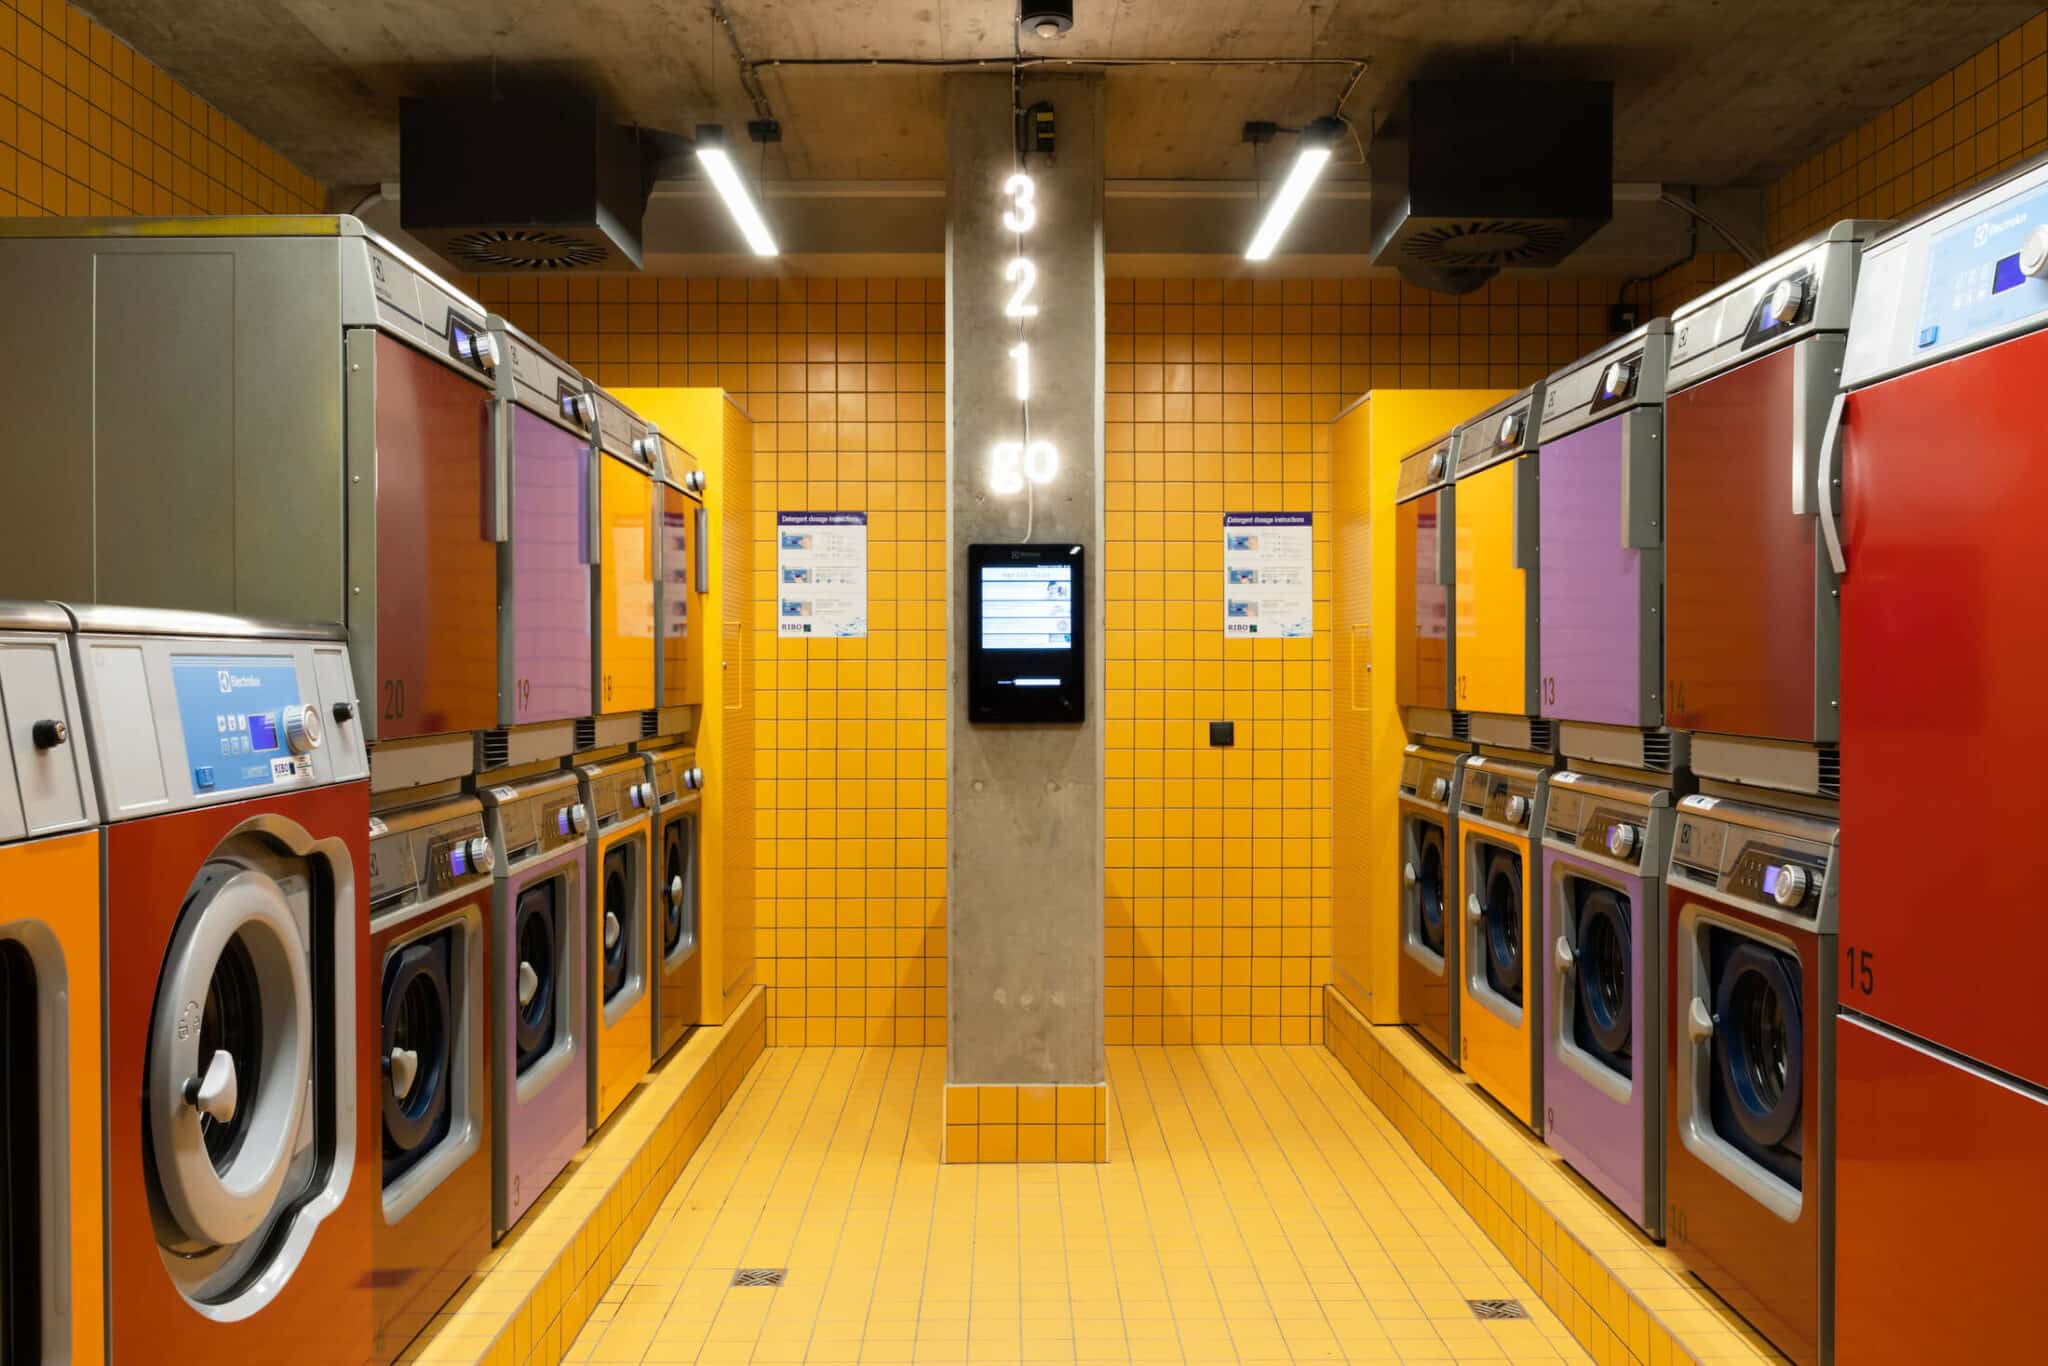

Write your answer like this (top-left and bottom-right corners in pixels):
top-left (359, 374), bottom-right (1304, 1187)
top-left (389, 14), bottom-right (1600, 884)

top-left (968, 543), bottom-right (1086, 723)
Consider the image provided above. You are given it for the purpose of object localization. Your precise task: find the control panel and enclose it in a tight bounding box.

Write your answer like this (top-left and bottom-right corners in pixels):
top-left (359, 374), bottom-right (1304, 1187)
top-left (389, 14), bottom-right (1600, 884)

top-left (578, 756), bottom-right (654, 831)
top-left (1397, 744), bottom-right (1461, 808)
top-left (354, 232), bottom-right (498, 384)
top-left (1668, 792), bottom-right (1837, 926)
top-left (1668, 221), bottom-right (1879, 391)
top-left (1541, 770), bottom-right (1671, 867)
top-left (0, 607), bottom-right (96, 842)
top-left (646, 746), bottom-right (705, 809)
top-left (1845, 161), bottom-right (2048, 386)
top-left (492, 316), bottom-right (592, 432)
top-left (1457, 755), bottom-right (1546, 832)
top-left (1539, 321), bottom-right (1671, 443)
top-left (655, 429), bottom-right (706, 501)
top-left (1395, 436), bottom-right (1457, 500)
top-left (72, 618), bottom-right (367, 821)
top-left (589, 383), bottom-right (657, 471)
top-left (1453, 384), bottom-right (1543, 478)
top-left (368, 796), bottom-right (491, 915)
top-left (479, 772), bottom-right (585, 870)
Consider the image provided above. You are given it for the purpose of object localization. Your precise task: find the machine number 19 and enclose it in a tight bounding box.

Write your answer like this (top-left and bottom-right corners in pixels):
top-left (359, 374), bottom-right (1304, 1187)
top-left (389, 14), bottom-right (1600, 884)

top-left (1844, 945), bottom-right (1877, 997)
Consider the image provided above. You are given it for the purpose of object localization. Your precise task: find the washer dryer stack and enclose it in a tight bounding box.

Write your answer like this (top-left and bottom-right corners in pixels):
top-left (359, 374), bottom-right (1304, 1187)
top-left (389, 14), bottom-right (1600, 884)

top-left (1450, 385), bottom-right (1548, 752)
top-left (0, 603), bottom-right (102, 1366)
top-left (364, 794), bottom-right (495, 1361)
top-left (73, 606), bottom-right (374, 1365)
top-left (585, 385), bottom-right (661, 749)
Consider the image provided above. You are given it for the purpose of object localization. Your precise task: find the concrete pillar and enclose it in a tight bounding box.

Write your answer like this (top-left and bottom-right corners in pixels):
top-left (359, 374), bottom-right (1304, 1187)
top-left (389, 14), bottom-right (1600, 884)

top-left (942, 71), bottom-right (1107, 1164)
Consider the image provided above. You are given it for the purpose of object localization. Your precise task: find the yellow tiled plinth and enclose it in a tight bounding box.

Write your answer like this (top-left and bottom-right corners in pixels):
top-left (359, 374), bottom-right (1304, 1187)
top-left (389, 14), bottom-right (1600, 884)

top-left (566, 1045), bottom-right (1586, 1365)
top-left (397, 987), bottom-right (767, 1365)
top-left (942, 1082), bottom-right (1108, 1163)
top-left (1323, 986), bottom-right (1787, 1366)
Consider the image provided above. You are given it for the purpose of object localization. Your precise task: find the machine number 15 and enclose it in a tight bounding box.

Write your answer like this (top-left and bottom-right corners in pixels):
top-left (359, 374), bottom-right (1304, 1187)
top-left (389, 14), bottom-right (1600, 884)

top-left (1844, 945), bottom-right (1877, 997)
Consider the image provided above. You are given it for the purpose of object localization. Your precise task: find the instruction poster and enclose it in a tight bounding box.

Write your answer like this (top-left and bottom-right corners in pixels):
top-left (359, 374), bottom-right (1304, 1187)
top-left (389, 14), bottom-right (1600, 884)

top-left (777, 512), bottom-right (868, 638)
top-left (1223, 512), bottom-right (1313, 638)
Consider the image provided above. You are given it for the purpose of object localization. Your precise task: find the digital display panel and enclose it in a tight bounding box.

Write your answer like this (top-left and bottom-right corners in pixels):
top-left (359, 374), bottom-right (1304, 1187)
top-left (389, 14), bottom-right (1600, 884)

top-left (247, 713), bottom-right (279, 752)
top-left (1994, 252), bottom-right (2026, 294)
top-left (1763, 865), bottom-right (1780, 895)
top-left (968, 544), bottom-right (1086, 723)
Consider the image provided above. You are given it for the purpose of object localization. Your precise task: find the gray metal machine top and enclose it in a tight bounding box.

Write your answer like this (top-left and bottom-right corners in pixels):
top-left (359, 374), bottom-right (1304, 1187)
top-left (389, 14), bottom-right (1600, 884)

top-left (1667, 220), bottom-right (1887, 392)
top-left (1452, 384), bottom-right (1544, 479)
top-left (1539, 320), bottom-right (1673, 445)
top-left (0, 601), bottom-right (96, 842)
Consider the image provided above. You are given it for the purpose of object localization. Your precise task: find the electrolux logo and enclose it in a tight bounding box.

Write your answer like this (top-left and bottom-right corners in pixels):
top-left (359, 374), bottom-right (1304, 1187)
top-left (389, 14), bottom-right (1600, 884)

top-left (1974, 211), bottom-right (2028, 247)
top-left (217, 670), bottom-right (262, 693)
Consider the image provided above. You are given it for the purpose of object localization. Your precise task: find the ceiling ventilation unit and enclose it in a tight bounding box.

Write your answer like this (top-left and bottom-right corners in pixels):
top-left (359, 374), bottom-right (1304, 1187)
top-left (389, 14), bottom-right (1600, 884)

top-left (1369, 79), bottom-right (1613, 294)
top-left (400, 96), bottom-right (681, 272)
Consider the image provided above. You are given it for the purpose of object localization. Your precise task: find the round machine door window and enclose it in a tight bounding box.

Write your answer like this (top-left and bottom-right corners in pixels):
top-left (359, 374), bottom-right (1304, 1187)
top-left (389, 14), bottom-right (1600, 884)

top-left (382, 933), bottom-right (453, 1183)
top-left (1713, 941), bottom-right (1804, 1152)
top-left (601, 845), bottom-right (635, 1003)
top-left (1571, 883), bottom-right (1633, 1074)
top-left (662, 820), bottom-right (692, 958)
top-left (1415, 826), bottom-right (1446, 956)
top-left (1481, 849), bottom-right (1523, 1004)
top-left (514, 882), bottom-right (560, 1074)
top-left (148, 864), bottom-right (313, 1252)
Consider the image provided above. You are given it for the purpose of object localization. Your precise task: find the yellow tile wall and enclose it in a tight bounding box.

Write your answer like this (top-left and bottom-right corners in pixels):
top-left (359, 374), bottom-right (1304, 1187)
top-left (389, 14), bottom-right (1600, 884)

top-left (941, 1082), bottom-right (1108, 1164)
top-left (478, 276), bottom-right (951, 1049)
top-left (0, 0), bottom-right (321, 217)
top-left (1104, 276), bottom-right (1620, 1048)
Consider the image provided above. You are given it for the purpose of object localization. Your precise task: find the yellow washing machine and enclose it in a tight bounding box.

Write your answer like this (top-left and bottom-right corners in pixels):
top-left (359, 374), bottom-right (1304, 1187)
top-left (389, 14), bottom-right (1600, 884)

top-left (0, 603), bottom-right (102, 1365)
top-left (1452, 386), bottom-right (1544, 718)
top-left (578, 754), bottom-right (654, 1129)
top-left (1457, 754), bottom-right (1549, 1131)
top-left (586, 384), bottom-right (658, 724)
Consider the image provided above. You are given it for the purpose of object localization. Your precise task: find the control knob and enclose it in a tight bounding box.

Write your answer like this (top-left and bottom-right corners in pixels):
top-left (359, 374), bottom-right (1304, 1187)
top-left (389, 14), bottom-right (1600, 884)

top-left (1426, 450), bottom-right (1448, 482)
top-left (1606, 823), bottom-right (1639, 859)
top-left (684, 469), bottom-right (708, 494)
top-left (472, 331), bottom-right (501, 373)
top-left (1600, 359), bottom-right (1633, 399)
top-left (332, 699), bottom-right (356, 724)
top-left (1497, 411), bottom-right (1523, 448)
top-left (1504, 793), bottom-right (1529, 826)
top-left (2022, 225), bottom-right (2048, 279)
top-left (633, 434), bottom-right (660, 465)
top-left (1762, 276), bottom-right (1806, 326)
top-left (283, 704), bottom-right (322, 754)
top-left (31, 718), bottom-right (66, 749)
top-left (1430, 776), bottom-right (1450, 803)
top-left (569, 393), bottom-right (596, 427)
top-left (464, 836), bottom-right (495, 876)
top-left (683, 766), bottom-right (705, 791)
top-left (568, 802), bottom-right (589, 836)
top-left (1771, 864), bottom-right (1810, 908)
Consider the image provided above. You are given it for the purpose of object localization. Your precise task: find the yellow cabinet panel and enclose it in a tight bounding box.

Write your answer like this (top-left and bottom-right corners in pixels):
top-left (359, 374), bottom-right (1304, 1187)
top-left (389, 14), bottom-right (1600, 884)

top-left (1453, 457), bottom-right (1533, 716)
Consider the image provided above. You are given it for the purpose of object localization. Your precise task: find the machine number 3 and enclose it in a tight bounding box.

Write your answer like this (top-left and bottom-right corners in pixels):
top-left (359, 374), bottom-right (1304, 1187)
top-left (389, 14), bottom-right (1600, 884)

top-left (1844, 945), bottom-right (1877, 997)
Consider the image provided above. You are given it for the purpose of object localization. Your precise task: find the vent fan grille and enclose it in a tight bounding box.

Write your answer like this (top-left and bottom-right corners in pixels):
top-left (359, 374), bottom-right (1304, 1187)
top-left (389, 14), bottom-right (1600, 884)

top-left (1399, 219), bottom-right (1569, 268)
top-left (440, 228), bottom-right (614, 271)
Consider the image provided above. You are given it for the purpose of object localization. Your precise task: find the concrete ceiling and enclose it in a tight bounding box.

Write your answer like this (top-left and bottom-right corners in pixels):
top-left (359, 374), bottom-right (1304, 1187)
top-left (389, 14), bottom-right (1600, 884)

top-left (80, 0), bottom-right (2042, 194)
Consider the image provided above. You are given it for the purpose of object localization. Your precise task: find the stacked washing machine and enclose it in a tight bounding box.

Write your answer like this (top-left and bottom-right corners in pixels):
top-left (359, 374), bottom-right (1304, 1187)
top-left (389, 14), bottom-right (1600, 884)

top-left (1447, 386), bottom-right (1555, 1133)
top-left (1656, 223), bottom-right (1877, 1366)
top-left (1824, 158), bottom-right (2048, 1361)
top-left (0, 604), bottom-right (102, 1366)
top-left (1530, 324), bottom-right (1688, 1240)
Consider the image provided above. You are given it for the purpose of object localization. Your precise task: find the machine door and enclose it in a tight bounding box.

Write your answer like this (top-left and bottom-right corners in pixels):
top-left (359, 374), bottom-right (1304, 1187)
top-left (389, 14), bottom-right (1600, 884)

top-left (598, 459), bottom-right (657, 714)
top-left (1538, 420), bottom-right (1645, 726)
top-left (599, 836), bottom-right (646, 1015)
top-left (661, 810), bottom-right (700, 966)
top-left (1836, 1014), bottom-right (2048, 1364)
top-left (1706, 929), bottom-right (1805, 1190)
top-left (1565, 880), bottom-right (1633, 1079)
top-left (513, 879), bottom-right (563, 1075)
top-left (659, 488), bottom-right (705, 709)
top-left (368, 334), bottom-right (497, 740)
top-left (1454, 463), bottom-right (1531, 715)
top-left (1477, 846), bottom-right (1524, 1006)
top-left (509, 407), bottom-right (594, 725)
top-left (1664, 345), bottom-right (1820, 741)
top-left (381, 933), bottom-right (453, 1185)
top-left (1406, 819), bottom-right (1447, 959)
top-left (0, 940), bottom-right (38, 1363)
top-left (1839, 329), bottom-right (2048, 1092)
top-left (1395, 494), bottom-right (1450, 711)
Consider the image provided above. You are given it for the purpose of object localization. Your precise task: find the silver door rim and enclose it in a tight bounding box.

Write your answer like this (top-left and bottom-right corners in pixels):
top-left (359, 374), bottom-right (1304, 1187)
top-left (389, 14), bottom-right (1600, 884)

top-left (149, 866), bottom-right (313, 1249)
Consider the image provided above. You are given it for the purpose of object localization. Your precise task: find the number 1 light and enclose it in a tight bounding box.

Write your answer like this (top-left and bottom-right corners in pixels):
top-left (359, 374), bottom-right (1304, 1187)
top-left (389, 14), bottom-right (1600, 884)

top-left (1244, 118), bottom-right (1342, 262)
top-left (1009, 342), bottom-right (1031, 402)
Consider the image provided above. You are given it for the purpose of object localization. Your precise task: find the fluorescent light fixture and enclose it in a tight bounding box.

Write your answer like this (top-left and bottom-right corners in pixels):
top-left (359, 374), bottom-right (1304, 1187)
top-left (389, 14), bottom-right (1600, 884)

top-left (1244, 119), bottom-right (1341, 262)
top-left (696, 128), bottom-right (779, 257)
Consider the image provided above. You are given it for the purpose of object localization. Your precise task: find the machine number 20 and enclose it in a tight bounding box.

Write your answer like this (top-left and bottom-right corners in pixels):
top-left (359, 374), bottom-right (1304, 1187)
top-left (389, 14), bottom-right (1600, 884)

top-left (382, 678), bottom-right (406, 720)
top-left (1843, 945), bottom-right (1877, 998)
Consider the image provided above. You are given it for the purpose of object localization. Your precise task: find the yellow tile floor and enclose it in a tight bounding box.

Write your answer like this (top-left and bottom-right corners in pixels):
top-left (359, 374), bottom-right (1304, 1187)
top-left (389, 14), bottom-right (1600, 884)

top-left (565, 1046), bottom-right (1588, 1364)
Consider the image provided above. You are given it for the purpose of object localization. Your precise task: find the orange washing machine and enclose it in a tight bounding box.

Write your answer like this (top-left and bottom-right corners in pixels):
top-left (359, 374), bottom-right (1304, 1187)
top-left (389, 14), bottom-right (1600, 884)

top-left (586, 384), bottom-right (659, 736)
top-left (1396, 743), bottom-right (1465, 1063)
top-left (651, 427), bottom-right (707, 719)
top-left (641, 744), bottom-right (704, 1062)
top-left (578, 755), bottom-right (654, 1128)
top-left (1451, 387), bottom-right (1545, 725)
top-left (0, 603), bottom-right (102, 1366)
top-left (1457, 754), bottom-right (1550, 1130)
top-left (1393, 433), bottom-right (1459, 720)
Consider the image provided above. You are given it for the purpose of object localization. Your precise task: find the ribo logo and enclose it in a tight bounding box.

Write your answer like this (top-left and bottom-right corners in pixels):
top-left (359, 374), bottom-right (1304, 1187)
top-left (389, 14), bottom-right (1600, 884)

top-left (217, 670), bottom-right (261, 693)
top-left (1974, 212), bottom-right (2027, 247)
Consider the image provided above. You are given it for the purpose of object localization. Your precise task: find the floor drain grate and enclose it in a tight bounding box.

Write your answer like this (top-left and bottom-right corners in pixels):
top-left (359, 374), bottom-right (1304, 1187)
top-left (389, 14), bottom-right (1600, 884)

top-left (1469, 1299), bottom-right (1528, 1320)
top-left (731, 1268), bottom-right (787, 1287)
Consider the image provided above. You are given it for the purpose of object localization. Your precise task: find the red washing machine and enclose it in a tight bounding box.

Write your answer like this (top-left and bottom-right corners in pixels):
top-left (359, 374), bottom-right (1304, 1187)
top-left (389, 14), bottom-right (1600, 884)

top-left (1662, 221), bottom-right (1881, 790)
top-left (1825, 157), bottom-right (2048, 1359)
top-left (73, 607), bottom-right (375, 1366)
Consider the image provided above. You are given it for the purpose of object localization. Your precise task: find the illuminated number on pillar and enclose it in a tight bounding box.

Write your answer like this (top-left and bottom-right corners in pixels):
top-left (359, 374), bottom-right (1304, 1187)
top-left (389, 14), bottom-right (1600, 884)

top-left (989, 441), bottom-right (1025, 495)
top-left (1009, 342), bottom-right (1031, 402)
top-left (1004, 258), bottom-right (1040, 318)
top-left (1001, 173), bottom-right (1037, 233)
top-left (1023, 440), bottom-right (1058, 485)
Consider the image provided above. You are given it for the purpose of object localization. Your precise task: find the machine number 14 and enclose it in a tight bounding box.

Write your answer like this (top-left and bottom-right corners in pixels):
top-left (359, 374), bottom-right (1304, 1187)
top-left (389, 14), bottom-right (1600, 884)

top-left (1844, 945), bottom-right (1877, 997)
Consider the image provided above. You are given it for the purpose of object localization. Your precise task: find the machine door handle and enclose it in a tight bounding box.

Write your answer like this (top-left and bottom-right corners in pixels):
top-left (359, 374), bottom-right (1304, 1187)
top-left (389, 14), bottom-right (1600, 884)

top-left (1402, 861), bottom-right (1417, 888)
top-left (1686, 996), bottom-right (1716, 1044)
top-left (694, 506), bottom-right (711, 595)
top-left (517, 960), bottom-right (540, 1007)
top-left (669, 874), bottom-right (685, 906)
top-left (1818, 392), bottom-right (1848, 577)
top-left (486, 396), bottom-right (511, 543)
top-left (604, 911), bottom-right (622, 950)
top-left (1554, 936), bottom-right (1575, 976)
top-left (1465, 893), bottom-right (1484, 923)
top-left (582, 412), bottom-right (604, 567)
top-left (387, 1045), bottom-right (420, 1100)
top-left (184, 1049), bottom-right (239, 1125)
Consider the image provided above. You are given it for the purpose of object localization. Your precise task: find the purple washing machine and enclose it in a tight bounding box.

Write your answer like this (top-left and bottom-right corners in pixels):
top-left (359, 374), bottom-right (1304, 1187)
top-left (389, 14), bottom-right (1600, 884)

top-left (488, 317), bottom-right (596, 732)
top-left (1538, 769), bottom-right (1675, 1238)
top-left (1535, 324), bottom-right (1670, 759)
top-left (480, 771), bottom-right (590, 1239)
